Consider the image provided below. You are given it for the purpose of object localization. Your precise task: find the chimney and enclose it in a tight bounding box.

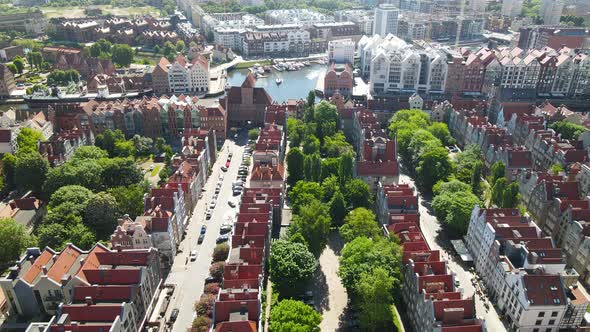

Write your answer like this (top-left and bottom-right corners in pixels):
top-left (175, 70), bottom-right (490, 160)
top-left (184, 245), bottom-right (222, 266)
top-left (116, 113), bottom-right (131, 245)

top-left (42, 266), bottom-right (48, 275)
top-left (115, 244), bottom-right (122, 252)
top-left (85, 296), bottom-right (93, 306)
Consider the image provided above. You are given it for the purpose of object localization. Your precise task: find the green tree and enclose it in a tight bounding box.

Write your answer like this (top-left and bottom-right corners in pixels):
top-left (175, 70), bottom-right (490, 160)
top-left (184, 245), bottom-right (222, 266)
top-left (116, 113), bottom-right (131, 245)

top-left (321, 175), bottom-right (340, 201)
top-left (15, 152), bottom-right (49, 194)
top-left (489, 161), bottom-right (506, 186)
top-left (212, 243), bottom-right (230, 262)
top-left (502, 182), bottom-right (520, 208)
top-left (0, 217), bottom-right (36, 266)
top-left (114, 140), bottom-right (135, 157)
top-left (95, 129), bottom-right (125, 156)
top-left (89, 38), bottom-right (112, 57)
top-left (427, 122), bottom-right (455, 146)
top-left (432, 190), bottom-right (481, 235)
top-left (12, 56), bottom-right (24, 73)
top-left (29, 51), bottom-right (43, 69)
top-left (455, 144), bottom-right (483, 183)
top-left (16, 127), bottom-right (44, 154)
top-left (322, 132), bottom-right (353, 157)
top-left (549, 121), bottom-right (588, 140)
top-left (49, 185), bottom-right (94, 209)
top-left (72, 146), bottom-right (109, 160)
top-left (329, 189), bottom-right (347, 226)
top-left (302, 135), bottom-right (320, 155)
top-left (107, 182), bottom-right (149, 219)
top-left (209, 261), bottom-right (225, 279)
top-left (44, 159), bottom-right (104, 196)
top-left (6, 63), bottom-right (17, 74)
top-left (270, 299), bottom-right (321, 332)
top-left (320, 157), bottom-right (340, 182)
top-left (338, 237), bottom-right (402, 293)
top-left (287, 118), bottom-right (306, 148)
top-left (344, 179), bottom-right (373, 209)
top-left (339, 208), bottom-right (381, 243)
top-left (111, 44), bottom-right (134, 67)
top-left (269, 240), bottom-right (317, 295)
top-left (37, 222), bottom-right (69, 250)
top-left (2, 153), bottom-right (16, 190)
top-left (433, 179), bottom-right (471, 196)
top-left (491, 177), bottom-right (508, 207)
top-left (289, 181), bottom-right (323, 214)
top-left (551, 163), bottom-right (564, 175)
top-left (338, 152), bottom-right (354, 186)
top-left (303, 153), bottom-right (321, 182)
top-left (356, 267), bottom-right (395, 331)
top-left (289, 200), bottom-right (331, 256)
top-left (416, 147), bottom-right (454, 192)
top-left (314, 101), bottom-right (338, 141)
top-left (471, 161), bottom-right (483, 197)
top-left (248, 128), bottom-right (260, 140)
top-left (306, 90), bottom-right (316, 109)
top-left (286, 147), bottom-right (304, 186)
top-left (83, 192), bottom-right (119, 239)
top-left (132, 135), bottom-right (153, 157)
top-left (175, 40), bottom-right (186, 52)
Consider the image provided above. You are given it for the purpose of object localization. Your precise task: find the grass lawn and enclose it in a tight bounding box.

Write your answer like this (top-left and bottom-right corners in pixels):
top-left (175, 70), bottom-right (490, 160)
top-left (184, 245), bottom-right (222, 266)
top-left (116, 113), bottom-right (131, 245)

top-left (40, 5), bottom-right (161, 18)
top-left (150, 164), bottom-right (162, 177)
top-left (234, 59), bottom-right (272, 69)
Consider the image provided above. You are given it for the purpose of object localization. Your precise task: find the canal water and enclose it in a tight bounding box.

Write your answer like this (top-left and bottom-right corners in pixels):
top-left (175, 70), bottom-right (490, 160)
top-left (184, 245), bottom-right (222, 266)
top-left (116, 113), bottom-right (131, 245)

top-left (227, 64), bottom-right (327, 102)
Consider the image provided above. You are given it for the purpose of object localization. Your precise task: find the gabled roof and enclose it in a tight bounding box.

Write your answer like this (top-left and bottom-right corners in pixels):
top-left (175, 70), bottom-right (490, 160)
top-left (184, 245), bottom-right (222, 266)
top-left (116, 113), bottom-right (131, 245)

top-left (523, 274), bottom-right (566, 306)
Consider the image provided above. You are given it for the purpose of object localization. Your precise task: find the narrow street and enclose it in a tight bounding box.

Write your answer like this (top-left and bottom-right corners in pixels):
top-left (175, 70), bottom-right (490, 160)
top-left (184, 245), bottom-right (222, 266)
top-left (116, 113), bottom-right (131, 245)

top-left (316, 232), bottom-right (348, 332)
top-left (398, 173), bottom-right (507, 332)
top-left (164, 140), bottom-right (244, 332)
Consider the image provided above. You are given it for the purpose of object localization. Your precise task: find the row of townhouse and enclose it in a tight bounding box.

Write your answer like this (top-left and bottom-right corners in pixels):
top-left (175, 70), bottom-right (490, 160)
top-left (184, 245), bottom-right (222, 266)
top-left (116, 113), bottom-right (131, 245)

top-left (448, 107), bottom-right (536, 180)
top-left (1, 243), bottom-right (162, 332)
top-left (211, 99), bottom-right (286, 332)
top-left (111, 129), bottom-right (217, 271)
top-left (359, 35), bottom-right (590, 99)
top-left (377, 183), bottom-right (487, 332)
top-left (517, 164), bottom-right (590, 285)
top-left (151, 54), bottom-right (210, 95)
top-left (350, 108), bottom-right (399, 193)
top-left (69, 94), bottom-right (227, 142)
top-left (464, 206), bottom-right (590, 332)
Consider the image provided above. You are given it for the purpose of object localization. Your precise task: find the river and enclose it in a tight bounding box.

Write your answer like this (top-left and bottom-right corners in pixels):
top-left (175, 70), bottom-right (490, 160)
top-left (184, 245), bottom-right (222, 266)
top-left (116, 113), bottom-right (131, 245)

top-left (226, 64), bottom-right (327, 102)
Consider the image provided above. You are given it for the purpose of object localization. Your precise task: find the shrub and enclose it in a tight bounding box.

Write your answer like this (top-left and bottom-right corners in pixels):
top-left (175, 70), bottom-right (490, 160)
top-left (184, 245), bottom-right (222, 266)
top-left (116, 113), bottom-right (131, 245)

top-left (194, 294), bottom-right (216, 318)
top-left (191, 316), bottom-right (211, 332)
top-left (212, 243), bottom-right (230, 262)
top-left (204, 283), bottom-right (220, 295)
top-left (209, 262), bottom-right (225, 279)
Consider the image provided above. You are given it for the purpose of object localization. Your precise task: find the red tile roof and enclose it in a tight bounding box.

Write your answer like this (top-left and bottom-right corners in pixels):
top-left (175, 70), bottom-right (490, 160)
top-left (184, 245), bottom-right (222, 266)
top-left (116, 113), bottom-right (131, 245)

top-left (46, 244), bottom-right (84, 283)
top-left (523, 274), bottom-right (566, 306)
top-left (22, 249), bottom-right (55, 284)
top-left (60, 304), bottom-right (123, 322)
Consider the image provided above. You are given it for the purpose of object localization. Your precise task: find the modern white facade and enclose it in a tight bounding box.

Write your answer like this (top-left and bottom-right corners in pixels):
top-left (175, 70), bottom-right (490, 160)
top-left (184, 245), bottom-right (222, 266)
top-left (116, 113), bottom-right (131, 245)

top-left (213, 27), bottom-right (245, 51)
top-left (374, 4), bottom-right (399, 37)
top-left (265, 9), bottom-right (334, 28)
top-left (328, 39), bottom-right (355, 64)
top-left (358, 34), bottom-right (448, 94)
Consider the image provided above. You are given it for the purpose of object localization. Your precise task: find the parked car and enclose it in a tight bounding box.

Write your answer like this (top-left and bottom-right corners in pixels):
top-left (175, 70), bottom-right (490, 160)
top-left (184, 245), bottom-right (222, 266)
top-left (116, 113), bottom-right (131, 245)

top-left (200, 225), bottom-right (207, 234)
top-left (229, 152), bottom-right (233, 158)
top-left (205, 276), bottom-right (220, 284)
top-left (205, 210), bottom-right (212, 220)
top-left (209, 201), bottom-right (216, 209)
top-left (215, 187), bottom-right (220, 194)
top-left (225, 160), bottom-right (231, 168)
top-left (198, 233), bottom-right (205, 244)
top-left (216, 234), bottom-right (229, 243)
top-left (228, 200), bottom-right (236, 208)
top-left (170, 308), bottom-right (179, 322)
top-left (221, 166), bottom-right (227, 172)
top-left (220, 224), bottom-right (232, 234)
top-left (190, 250), bottom-right (197, 261)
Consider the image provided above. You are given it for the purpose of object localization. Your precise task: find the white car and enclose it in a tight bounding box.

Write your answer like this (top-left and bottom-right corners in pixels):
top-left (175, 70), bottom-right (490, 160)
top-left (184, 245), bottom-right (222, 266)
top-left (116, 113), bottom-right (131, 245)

top-left (190, 250), bottom-right (197, 261)
top-left (205, 210), bottom-right (212, 220)
top-left (209, 201), bottom-right (216, 209)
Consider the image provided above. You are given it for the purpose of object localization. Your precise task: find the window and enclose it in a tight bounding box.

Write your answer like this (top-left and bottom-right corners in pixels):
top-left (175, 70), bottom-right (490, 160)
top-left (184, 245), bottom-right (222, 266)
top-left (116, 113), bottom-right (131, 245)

top-left (538, 312), bottom-right (545, 317)
top-left (551, 311), bottom-right (558, 317)
top-left (535, 320), bottom-right (542, 325)
top-left (533, 329), bottom-right (539, 332)
top-left (545, 329), bottom-right (551, 332)
top-left (549, 320), bottom-right (555, 325)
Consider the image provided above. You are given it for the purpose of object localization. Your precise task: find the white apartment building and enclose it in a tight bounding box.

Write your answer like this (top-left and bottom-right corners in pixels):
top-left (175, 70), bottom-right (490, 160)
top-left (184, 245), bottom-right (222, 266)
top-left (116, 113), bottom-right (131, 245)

top-left (465, 206), bottom-right (589, 332)
top-left (167, 54), bottom-right (210, 94)
top-left (335, 9), bottom-right (373, 35)
top-left (501, 0), bottom-right (524, 17)
top-left (374, 4), bottom-right (399, 37)
top-left (213, 27), bottom-right (246, 51)
top-left (328, 39), bottom-right (355, 64)
top-left (358, 34), bottom-right (448, 95)
top-left (541, 0), bottom-right (564, 25)
top-left (265, 9), bottom-right (334, 28)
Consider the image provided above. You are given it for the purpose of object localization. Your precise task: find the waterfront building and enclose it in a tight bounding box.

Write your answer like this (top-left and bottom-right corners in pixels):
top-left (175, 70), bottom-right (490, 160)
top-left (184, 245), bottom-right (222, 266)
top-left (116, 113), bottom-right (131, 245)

top-left (324, 63), bottom-right (353, 98)
top-left (167, 54), bottom-right (210, 94)
top-left (328, 39), bottom-right (355, 64)
top-left (220, 74), bottom-right (272, 127)
top-left (265, 9), bottom-right (334, 28)
top-left (241, 30), bottom-right (311, 58)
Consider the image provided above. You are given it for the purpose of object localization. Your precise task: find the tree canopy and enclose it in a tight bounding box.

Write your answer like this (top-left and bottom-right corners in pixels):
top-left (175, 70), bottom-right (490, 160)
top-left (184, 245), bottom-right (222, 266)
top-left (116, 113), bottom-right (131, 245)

top-left (269, 240), bottom-right (317, 295)
top-left (269, 299), bottom-right (322, 332)
top-left (289, 200), bottom-right (331, 257)
top-left (339, 208), bottom-right (381, 243)
top-left (549, 121), bottom-right (588, 140)
top-left (0, 217), bottom-right (36, 267)
top-left (16, 127), bottom-right (44, 154)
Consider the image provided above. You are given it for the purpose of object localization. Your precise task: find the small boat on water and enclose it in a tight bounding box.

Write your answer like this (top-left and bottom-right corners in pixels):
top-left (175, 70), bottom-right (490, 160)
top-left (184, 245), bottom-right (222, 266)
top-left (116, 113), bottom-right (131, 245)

top-left (275, 78), bottom-right (283, 85)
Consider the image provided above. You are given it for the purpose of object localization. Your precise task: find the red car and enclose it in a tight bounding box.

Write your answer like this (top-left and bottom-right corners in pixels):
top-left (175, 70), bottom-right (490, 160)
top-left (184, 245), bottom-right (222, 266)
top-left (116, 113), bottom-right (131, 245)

top-left (225, 160), bottom-right (230, 168)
